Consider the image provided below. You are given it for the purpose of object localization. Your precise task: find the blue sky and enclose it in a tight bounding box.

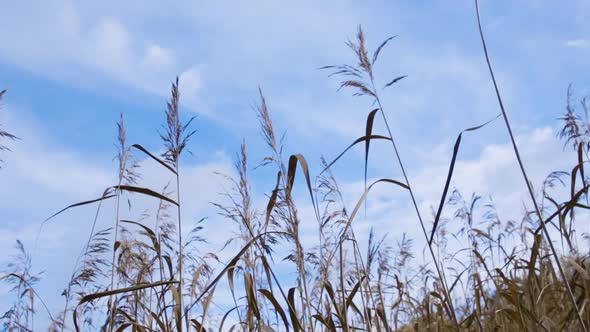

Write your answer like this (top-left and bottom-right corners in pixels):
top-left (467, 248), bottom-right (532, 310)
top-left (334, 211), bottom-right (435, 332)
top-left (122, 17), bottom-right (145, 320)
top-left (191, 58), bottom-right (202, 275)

top-left (0, 0), bottom-right (589, 327)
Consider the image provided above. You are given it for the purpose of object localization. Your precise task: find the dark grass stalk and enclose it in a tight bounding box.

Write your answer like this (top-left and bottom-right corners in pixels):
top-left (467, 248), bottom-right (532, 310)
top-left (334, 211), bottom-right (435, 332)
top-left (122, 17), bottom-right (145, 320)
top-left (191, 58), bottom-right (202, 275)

top-left (2, 241), bottom-right (43, 331)
top-left (108, 113), bottom-right (139, 331)
top-left (175, 167), bottom-right (184, 330)
top-left (154, 187), bottom-right (173, 329)
top-left (473, 0), bottom-right (587, 330)
top-left (107, 190), bottom-right (122, 332)
top-left (317, 160), bottom-right (352, 318)
top-left (213, 142), bottom-right (259, 328)
top-left (1, 272), bottom-right (54, 329)
top-left (255, 88), bottom-right (315, 330)
top-left (295, 219), bottom-right (314, 324)
top-left (376, 75), bottom-right (458, 331)
top-left (322, 28), bottom-right (459, 328)
top-left (370, 81), bottom-right (459, 329)
top-left (212, 151), bottom-right (299, 329)
top-left (58, 194), bottom-right (109, 332)
top-left (159, 77), bottom-right (196, 331)
top-left (314, 159), bottom-right (387, 329)
top-left (338, 243), bottom-right (349, 330)
top-left (349, 237), bottom-right (373, 330)
top-left (358, 232), bottom-right (387, 329)
top-left (237, 142), bottom-right (263, 328)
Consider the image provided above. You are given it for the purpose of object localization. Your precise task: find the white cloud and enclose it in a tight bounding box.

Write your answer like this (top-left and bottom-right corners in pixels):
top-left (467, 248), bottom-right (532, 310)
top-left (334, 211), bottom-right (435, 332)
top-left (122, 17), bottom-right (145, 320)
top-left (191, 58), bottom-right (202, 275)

top-left (565, 39), bottom-right (590, 48)
top-left (0, 2), bottom-right (198, 99)
top-left (178, 67), bottom-right (202, 106)
top-left (86, 18), bottom-right (132, 71)
top-left (142, 44), bottom-right (177, 70)
top-left (0, 109), bottom-right (112, 205)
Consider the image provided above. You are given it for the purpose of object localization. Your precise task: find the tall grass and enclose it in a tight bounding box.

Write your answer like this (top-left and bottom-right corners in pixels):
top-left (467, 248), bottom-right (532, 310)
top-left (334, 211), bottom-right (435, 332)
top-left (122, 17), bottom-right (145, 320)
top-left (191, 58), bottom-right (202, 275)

top-left (3, 3), bottom-right (590, 331)
top-left (473, 0), bottom-right (586, 329)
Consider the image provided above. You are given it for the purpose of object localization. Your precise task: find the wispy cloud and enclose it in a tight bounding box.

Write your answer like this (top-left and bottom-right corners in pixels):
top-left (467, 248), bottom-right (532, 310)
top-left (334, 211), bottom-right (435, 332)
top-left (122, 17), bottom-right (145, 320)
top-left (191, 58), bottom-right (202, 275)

top-left (0, 2), bottom-right (199, 99)
top-left (565, 39), bottom-right (590, 49)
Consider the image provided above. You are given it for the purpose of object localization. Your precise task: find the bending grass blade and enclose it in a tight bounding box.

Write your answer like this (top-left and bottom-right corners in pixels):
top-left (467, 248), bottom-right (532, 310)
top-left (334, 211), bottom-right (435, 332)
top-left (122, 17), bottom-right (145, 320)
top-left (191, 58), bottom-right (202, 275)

top-left (132, 144), bottom-right (177, 175)
top-left (43, 189), bottom-right (115, 224)
top-left (258, 289), bottom-right (290, 332)
top-left (428, 114), bottom-right (500, 245)
top-left (73, 280), bottom-right (179, 332)
top-left (113, 185), bottom-right (178, 206)
top-left (320, 134), bottom-right (392, 176)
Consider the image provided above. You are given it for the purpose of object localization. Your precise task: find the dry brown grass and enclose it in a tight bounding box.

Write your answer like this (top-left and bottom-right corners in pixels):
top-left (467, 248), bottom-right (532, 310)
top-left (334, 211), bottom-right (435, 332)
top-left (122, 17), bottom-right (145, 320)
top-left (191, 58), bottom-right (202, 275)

top-left (3, 2), bottom-right (590, 331)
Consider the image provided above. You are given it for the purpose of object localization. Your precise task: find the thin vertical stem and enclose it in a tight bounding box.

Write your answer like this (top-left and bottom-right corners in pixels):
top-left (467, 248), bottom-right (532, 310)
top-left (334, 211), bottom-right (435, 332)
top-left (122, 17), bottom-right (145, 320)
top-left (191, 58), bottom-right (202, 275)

top-left (108, 190), bottom-right (122, 332)
top-left (474, 0), bottom-right (587, 330)
top-left (370, 81), bottom-right (459, 329)
top-left (176, 169), bottom-right (185, 332)
top-left (60, 194), bottom-right (106, 332)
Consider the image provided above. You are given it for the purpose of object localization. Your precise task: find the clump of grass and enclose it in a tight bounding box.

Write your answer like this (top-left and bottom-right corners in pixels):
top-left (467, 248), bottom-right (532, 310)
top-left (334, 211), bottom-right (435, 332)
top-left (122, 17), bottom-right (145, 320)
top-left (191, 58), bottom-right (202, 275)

top-left (1, 241), bottom-right (42, 331)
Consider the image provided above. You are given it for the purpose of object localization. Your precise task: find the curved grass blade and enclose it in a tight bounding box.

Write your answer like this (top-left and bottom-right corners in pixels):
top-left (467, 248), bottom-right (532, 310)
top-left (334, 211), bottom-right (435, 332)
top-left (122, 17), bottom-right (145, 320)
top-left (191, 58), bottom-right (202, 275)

top-left (44, 189), bottom-right (115, 223)
top-left (312, 314), bottom-right (335, 330)
top-left (372, 35), bottom-right (397, 64)
top-left (77, 280), bottom-right (178, 304)
top-left (114, 323), bottom-right (132, 332)
top-left (365, 109), bottom-right (380, 196)
top-left (73, 280), bottom-right (178, 332)
top-left (286, 154), bottom-right (319, 221)
top-left (259, 289), bottom-right (290, 332)
top-left (287, 287), bottom-right (302, 332)
top-left (320, 135), bottom-right (392, 176)
top-left (218, 306), bottom-right (238, 332)
top-left (120, 219), bottom-right (160, 253)
top-left (38, 188), bottom-right (115, 252)
top-left (534, 183), bottom-right (590, 235)
top-left (384, 75), bottom-right (407, 89)
top-left (170, 285), bottom-right (182, 331)
top-left (149, 310), bottom-right (168, 332)
top-left (428, 114), bottom-right (500, 245)
top-left (578, 142), bottom-right (586, 188)
top-left (266, 171), bottom-right (282, 225)
top-left (322, 178), bottom-right (409, 291)
top-left (341, 178), bottom-right (409, 241)
top-left (114, 185), bottom-right (178, 206)
top-left (448, 267), bottom-right (469, 294)
top-left (190, 319), bottom-right (206, 332)
top-left (132, 144), bottom-right (177, 175)
top-left (345, 277), bottom-right (365, 311)
top-left (323, 281), bottom-right (341, 319)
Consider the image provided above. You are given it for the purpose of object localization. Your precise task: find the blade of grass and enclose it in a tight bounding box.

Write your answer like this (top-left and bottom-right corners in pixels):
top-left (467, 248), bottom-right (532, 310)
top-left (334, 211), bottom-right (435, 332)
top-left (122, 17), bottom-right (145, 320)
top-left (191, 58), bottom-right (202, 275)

top-left (428, 114), bottom-right (500, 245)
